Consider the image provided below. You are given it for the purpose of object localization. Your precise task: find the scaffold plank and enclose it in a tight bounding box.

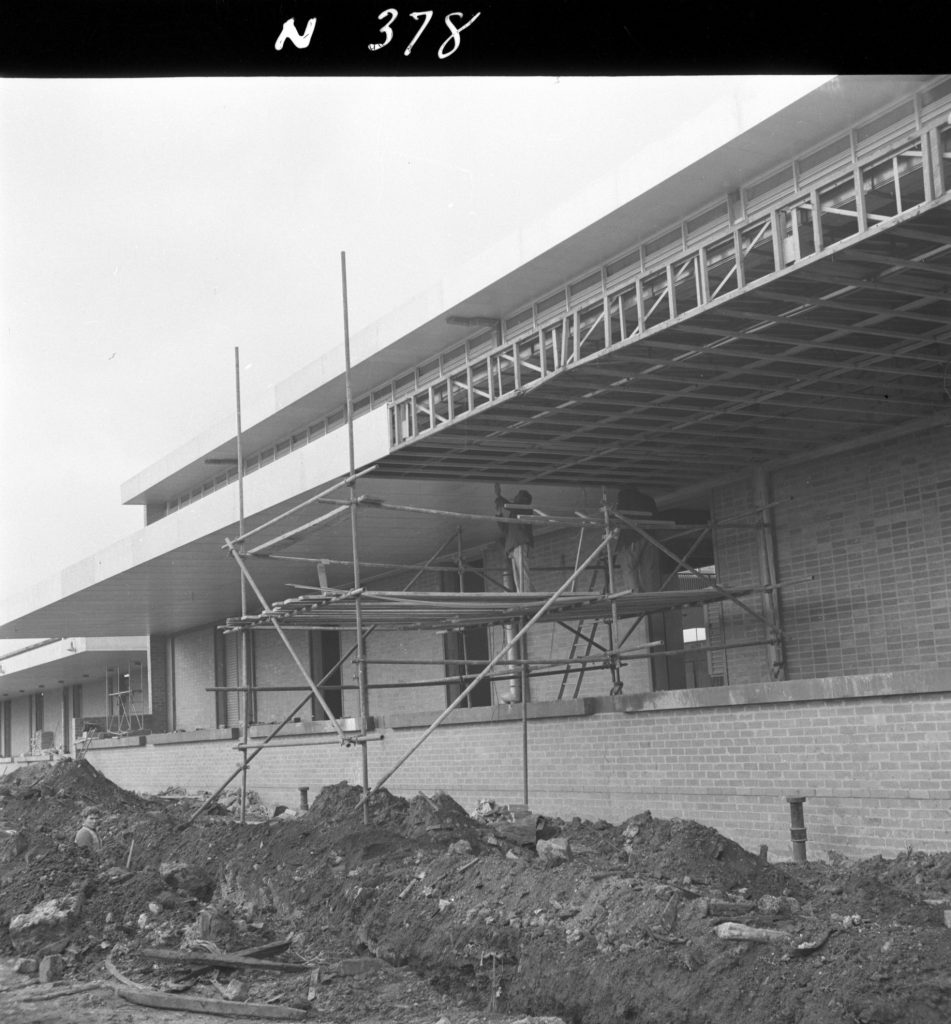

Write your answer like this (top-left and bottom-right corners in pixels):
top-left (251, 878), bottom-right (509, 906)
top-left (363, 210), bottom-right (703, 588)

top-left (222, 584), bottom-right (774, 632)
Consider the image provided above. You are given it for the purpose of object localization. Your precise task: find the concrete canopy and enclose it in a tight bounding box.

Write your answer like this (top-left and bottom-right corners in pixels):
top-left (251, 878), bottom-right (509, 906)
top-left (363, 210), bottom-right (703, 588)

top-left (0, 637), bottom-right (147, 701)
top-left (0, 476), bottom-right (607, 640)
top-left (119, 75), bottom-right (930, 509)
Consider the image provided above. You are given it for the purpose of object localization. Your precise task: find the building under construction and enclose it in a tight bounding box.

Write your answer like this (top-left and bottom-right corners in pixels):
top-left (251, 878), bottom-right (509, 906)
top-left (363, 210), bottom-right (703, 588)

top-left (2, 74), bottom-right (950, 859)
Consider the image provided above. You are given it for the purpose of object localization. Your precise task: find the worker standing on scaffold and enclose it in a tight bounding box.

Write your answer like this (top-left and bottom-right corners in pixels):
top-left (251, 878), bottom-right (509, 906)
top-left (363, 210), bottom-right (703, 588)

top-left (615, 483), bottom-right (663, 594)
top-left (612, 483), bottom-right (668, 695)
top-left (494, 483), bottom-right (534, 592)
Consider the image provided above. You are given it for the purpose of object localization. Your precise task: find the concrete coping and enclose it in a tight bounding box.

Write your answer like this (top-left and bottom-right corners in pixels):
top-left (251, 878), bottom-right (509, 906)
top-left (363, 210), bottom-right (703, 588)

top-left (86, 734), bottom-right (146, 750)
top-left (616, 668), bottom-right (951, 715)
top-left (94, 669), bottom-right (950, 747)
top-left (148, 727), bottom-right (240, 746)
top-left (247, 717), bottom-right (361, 740)
top-left (388, 698), bottom-right (591, 731)
top-left (386, 668), bottom-right (950, 731)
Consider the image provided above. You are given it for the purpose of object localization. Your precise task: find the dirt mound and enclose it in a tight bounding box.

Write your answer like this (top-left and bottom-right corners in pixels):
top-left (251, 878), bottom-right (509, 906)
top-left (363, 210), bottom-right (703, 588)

top-left (307, 780), bottom-right (409, 827)
top-left (0, 759), bottom-right (145, 812)
top-left (303, 782), bottom-right (483, 862)
top-left (620, 810), bottom-right (792, 896)
top-left (307, 782), bottom-right (476, 836)
top-left (3, 768), bottom-right (951, 1023)
top-left (0, 759), bottom-right (180, 956)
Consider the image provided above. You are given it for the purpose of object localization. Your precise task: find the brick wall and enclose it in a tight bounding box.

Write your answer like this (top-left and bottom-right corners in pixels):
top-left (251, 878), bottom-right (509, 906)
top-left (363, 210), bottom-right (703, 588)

top-left (88, 672), bottom-right (951, 861)
top-left (252, 628), bottom-right (311, 725)
top-left (148, 636), bottom-right (171, 733)
top-left (360, 629), bottom-right (448, 719)
top-left (172, 626), bottom-right (217, 729)
top-left (774, 429), bottom-right (951, 678)
top-left (712, 427), bottom-right (951, 686)
top-left (709, 476), bottom-right (773, 685)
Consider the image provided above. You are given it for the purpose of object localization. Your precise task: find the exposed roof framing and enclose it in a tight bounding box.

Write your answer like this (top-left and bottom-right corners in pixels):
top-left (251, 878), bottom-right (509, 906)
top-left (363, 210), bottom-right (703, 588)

top-left (378, 200), bottom-right (951, 490)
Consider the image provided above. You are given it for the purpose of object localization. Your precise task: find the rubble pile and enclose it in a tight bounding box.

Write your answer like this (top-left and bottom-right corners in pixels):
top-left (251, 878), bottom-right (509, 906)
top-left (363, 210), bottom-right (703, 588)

top-left (2, 761), bottom-right (951, 1023)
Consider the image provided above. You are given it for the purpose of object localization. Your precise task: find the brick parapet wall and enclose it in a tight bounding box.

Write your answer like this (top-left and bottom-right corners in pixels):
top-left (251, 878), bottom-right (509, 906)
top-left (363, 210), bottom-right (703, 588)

top-left (89, 670), bottom-right (951, 861)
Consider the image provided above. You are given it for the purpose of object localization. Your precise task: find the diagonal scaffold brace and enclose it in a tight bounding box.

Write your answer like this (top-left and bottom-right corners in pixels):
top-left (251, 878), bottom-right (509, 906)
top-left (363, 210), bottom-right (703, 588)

top-left (225, 539), bottom-right (350, 740)
top-left (359, 528), bottom-right (617, 806)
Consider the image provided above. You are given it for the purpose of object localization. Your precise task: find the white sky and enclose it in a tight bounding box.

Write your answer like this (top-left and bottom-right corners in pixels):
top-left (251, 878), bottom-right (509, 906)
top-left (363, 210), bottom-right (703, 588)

top-left (0, 75), bottom-right (830, 649)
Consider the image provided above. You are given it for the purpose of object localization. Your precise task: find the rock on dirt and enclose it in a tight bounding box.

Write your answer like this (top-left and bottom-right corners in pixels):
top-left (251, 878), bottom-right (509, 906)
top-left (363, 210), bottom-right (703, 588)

top-left (536, 837), bottom-right (572, 866)
top-left (9, 896), bottom-right (83, 954)
top-left (37, 953), bottom-right (64, 983)
top-left (0, 828), bottom-right (28, 862)
top-left (158, 861), bottom-right (215, 900)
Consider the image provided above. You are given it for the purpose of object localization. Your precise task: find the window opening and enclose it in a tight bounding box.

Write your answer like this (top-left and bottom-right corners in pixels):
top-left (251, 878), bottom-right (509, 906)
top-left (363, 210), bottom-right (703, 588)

top-left (442, 560), bottom-right (491, 708)
top-left (311, 631), bottom-right (344, 720)
top-left (106, 661), bottom-right (146, 735)
top-left (1, 700), bottom-right (10, 757)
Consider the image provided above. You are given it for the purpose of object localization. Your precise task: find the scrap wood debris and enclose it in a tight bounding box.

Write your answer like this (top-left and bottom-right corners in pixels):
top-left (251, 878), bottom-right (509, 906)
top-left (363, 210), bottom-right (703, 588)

top-left (2, 763), bottom-right (951, 1023)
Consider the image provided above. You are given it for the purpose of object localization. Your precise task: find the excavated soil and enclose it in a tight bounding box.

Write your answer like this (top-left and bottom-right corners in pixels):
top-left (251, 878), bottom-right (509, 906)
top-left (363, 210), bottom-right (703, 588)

top-left (2, 760), bottom-right (951, 1023)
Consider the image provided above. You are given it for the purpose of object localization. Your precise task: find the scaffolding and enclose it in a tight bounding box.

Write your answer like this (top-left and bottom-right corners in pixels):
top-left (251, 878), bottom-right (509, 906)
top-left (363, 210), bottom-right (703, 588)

top-left (105, 662), bottom-right (146, 736)
top-left (192, 254), bottom-right (806, 827)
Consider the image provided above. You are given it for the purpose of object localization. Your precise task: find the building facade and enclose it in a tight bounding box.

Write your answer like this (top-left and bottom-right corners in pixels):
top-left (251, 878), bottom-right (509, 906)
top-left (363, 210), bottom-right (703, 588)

top-left (2, 75), bottom-right (950, 859)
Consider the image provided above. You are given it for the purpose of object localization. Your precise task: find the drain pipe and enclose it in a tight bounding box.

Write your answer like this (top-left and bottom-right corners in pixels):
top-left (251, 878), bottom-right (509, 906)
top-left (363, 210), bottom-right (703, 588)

top-left (786, 795), bottom-right (807, 863)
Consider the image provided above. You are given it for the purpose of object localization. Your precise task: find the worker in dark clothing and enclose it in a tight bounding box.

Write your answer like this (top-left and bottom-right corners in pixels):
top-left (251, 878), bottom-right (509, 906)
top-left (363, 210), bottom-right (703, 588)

top-left (494, 483), bottom-right (534, 592)
top-left (615, 484), bottom-right (662, 593)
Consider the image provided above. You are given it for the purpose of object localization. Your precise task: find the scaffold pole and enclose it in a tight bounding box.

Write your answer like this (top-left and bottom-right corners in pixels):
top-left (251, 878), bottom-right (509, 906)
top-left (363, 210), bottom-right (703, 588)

top-left (233, 347), bottom-right (252, 825)
top-left (340, 250), bottom-right (372, 825)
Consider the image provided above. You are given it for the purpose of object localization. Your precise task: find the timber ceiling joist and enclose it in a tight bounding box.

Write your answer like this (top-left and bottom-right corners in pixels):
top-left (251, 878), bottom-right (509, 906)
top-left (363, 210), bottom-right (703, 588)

top-left (377, 200), bottom-right (951, 491)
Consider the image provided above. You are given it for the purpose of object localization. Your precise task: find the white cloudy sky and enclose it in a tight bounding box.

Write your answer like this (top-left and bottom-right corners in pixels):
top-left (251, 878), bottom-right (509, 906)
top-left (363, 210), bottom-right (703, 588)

top-left (0, 75), bottom-right (830, 647)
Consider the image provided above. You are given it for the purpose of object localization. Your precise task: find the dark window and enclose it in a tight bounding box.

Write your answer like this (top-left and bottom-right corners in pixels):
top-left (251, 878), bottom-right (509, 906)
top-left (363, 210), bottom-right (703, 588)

top-left (1, 700), bottom-right (10, 757)
top-left (442, 560), bottom-right (491, 708)
top-left (62, 690), bottom-right (70, 753)
top-left (310, 631), bottom-right (343, 720)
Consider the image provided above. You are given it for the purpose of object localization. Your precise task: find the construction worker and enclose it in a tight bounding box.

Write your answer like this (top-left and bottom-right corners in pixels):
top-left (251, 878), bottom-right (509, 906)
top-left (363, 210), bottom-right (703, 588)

top-left (74, 806), bottom-right (103, 854)
top-left (612, 484), bottom-right (672, 694)
top-left (494, 483), bottom-right (534, 592)
top-left (614, 484), bottom-right (662, 593)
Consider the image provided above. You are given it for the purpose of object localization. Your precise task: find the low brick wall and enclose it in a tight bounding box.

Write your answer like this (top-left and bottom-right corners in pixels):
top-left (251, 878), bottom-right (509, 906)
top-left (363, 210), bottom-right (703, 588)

top-left (87, 669), bottom-right (951, 861)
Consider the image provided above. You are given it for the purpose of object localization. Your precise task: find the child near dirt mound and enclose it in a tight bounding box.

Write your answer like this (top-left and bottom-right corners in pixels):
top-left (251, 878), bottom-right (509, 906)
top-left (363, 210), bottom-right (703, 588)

top-left (74, 806), bottom-right (102, 854)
